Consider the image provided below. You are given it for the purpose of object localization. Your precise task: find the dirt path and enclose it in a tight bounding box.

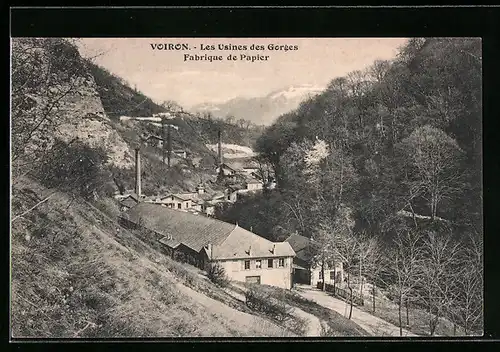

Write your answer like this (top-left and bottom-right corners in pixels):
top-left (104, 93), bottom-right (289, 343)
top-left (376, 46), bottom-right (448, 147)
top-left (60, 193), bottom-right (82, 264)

top-left (292, 306), bottom-right (323, 336)
top-left (294, 285), bottom-right (417, 337)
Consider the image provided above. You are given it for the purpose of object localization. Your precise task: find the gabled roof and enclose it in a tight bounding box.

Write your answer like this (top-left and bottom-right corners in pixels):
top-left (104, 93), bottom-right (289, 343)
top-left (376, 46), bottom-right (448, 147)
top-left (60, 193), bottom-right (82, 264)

top-left (218, 163), bottom-right (237, 171)
top-left (159, 193), bottom-right (192, 201)
top-left (120, 203), bottom-right (294, 260)
top-left (121, 202), bottom-right (235, 252)
top-left (173, 193), bottom-right (194, 201)
top-left (213, 225), bottom-right (295, 260)
top-left (284, 233), bottom-right (321, 263)
top-left (121, 197), bottom-right (139, 208)
top-left (251, 172), bottom-right (263, 180)
top-left (284, 233), bottom-right (313, 252)
top-left (120, 193), bottom-right (139, 207)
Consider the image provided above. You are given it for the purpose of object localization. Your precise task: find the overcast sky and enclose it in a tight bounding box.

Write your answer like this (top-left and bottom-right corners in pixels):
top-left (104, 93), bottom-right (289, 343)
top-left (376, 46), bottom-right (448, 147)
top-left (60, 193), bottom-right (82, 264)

top-left (78, 38), bottom-right (408, 109)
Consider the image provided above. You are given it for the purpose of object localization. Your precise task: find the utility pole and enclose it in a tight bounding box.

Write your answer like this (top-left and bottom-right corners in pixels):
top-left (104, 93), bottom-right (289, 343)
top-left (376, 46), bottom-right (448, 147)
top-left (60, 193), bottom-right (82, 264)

top-left (161, 116), bottom-right (174, 168)
top-left (123, 112), bottom-right (178, 168)
top-left (161, 117), bottom-right (166, 164)
top-left (134, 147), bottom-right (141, 197)
top-left (167, 124), bottom-right (172, 168)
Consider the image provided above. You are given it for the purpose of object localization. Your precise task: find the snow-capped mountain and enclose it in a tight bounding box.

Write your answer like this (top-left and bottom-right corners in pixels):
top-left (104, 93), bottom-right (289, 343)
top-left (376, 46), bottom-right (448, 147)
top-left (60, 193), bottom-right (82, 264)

top-left (191, 84), bottom-right (325, 125)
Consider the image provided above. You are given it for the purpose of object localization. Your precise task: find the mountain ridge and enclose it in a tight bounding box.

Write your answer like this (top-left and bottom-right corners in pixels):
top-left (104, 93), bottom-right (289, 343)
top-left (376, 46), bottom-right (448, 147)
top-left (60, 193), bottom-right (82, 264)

top-left (191, 83), bottom-right (325, 126)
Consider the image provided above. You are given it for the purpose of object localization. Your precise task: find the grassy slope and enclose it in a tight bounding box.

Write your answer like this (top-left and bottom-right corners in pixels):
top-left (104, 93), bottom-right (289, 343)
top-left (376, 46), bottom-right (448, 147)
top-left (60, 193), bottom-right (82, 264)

top-left (11, 179), bottom-right (292, 338)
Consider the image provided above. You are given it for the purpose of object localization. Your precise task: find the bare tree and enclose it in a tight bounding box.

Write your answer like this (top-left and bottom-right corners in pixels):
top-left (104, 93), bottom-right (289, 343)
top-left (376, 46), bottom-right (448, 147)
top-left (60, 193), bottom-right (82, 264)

top-left (368, 59), bottom-right (392, 83)
top-left (418, 231), bottom-right (461, 336)
top-left (329, 206), bottom-right (358, 320)
top-left (12, 38), bottom-right (91, 177)
top-left (451, 234), bottom-right (483, 336)
top-left (357, 234), bottom-right (384, 313)
top-left (311, 221), bottom-right (337, 292)
top-left (225, 115), bottom-right (236, 125)
top-left (387, 230), bottom-right (423, 336)
top-left (252, 154), bottom-right (272, 188)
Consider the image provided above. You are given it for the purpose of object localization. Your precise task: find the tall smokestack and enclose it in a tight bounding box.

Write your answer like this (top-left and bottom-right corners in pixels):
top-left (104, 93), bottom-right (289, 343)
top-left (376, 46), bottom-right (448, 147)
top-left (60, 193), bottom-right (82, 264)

top-left (135, 148), bottom-right (141, 197)
top-left (217, 129), bottom-right (223, 166)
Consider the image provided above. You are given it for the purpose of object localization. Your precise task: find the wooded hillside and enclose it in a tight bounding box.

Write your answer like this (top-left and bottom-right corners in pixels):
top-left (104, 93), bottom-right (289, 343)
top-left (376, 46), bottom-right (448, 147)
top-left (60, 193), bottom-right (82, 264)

top-left (215, 38), bottom-right (483, 336)
top-left (86, 59), bottom-right (265, 194)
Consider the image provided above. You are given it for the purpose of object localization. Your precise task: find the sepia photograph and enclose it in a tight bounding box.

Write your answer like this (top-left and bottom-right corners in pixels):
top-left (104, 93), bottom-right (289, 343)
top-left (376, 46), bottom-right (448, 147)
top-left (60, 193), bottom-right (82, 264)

top-left (10, 36), bottom-right (483, 339)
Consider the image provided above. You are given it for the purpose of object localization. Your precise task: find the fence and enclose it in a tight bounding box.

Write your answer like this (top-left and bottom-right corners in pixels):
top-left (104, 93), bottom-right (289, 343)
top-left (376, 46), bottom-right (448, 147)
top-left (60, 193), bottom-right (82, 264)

top-left (316, 282), bottom-right (364, 306)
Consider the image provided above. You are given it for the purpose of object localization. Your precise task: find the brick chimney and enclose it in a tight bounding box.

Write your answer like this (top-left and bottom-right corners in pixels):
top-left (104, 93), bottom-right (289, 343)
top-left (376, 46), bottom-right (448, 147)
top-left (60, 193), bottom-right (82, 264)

top-left (135, 148), bottom-right (141, 197)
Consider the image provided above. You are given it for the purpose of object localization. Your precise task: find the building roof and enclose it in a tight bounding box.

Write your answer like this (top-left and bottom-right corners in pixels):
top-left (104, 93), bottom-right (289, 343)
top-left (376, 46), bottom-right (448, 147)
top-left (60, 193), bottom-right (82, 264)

top-left (121, 197), bottom-right (139, 208)
top-left (120, 193), bottom-right (139, 208)
top-left (213, 225), bottom-right (295, 260)
top-left (284, 233), bottom-right (321, 263)
top-left (159, 193), bottom-right (192, 202)
top-left (292, 263), bottom-right (309, 271)
top-left (245, 178), bottom-right (261, 184)
top-left (219, 163), bottom-right (237, 171)
top-left (251, 172), bottom-right (263, 180)
top-left (158, 237), bottom-right (181, 248)
top-left (120, 202), bottom-right (235, 252)
top-left (120, 203), bottom-right (295, 260)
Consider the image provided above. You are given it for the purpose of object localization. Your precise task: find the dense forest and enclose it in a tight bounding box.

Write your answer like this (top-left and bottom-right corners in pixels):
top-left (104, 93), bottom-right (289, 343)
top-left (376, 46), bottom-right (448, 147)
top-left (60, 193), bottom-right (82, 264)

top-left (216, 38), bottom-right (483, 335)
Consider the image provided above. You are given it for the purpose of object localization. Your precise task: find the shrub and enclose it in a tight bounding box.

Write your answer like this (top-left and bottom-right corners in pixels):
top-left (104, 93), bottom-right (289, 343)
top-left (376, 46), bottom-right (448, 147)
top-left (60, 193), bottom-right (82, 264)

top-left (36, 139), bottom-right (111, 200)
top-left (207, 262), bottom-right (229, 287)
top-left (94, 197), bottom-right (120, 220)
top-left (244, 284), bottom-right (293, 322)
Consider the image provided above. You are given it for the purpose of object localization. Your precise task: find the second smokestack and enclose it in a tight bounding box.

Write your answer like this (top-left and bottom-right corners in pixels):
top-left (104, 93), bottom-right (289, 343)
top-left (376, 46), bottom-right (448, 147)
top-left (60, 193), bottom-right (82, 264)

top-left (135, 147), bottom-right (141, 197)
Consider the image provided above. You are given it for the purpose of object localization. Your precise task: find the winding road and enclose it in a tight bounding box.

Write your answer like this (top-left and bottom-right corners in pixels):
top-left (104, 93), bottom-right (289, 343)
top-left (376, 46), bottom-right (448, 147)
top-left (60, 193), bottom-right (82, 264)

top-left (293, 285), bottom-right (417, 337)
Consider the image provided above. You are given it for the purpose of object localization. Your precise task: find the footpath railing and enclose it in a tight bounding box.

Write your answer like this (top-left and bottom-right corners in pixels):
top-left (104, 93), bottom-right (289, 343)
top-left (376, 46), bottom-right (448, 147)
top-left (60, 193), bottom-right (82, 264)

top-left (316, 282), bottom-right (364, 306)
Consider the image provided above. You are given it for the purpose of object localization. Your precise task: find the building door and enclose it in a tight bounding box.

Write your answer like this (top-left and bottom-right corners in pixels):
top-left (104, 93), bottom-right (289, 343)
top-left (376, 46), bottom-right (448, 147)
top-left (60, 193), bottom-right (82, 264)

top-left (245, 276), bottom-right (261, 285)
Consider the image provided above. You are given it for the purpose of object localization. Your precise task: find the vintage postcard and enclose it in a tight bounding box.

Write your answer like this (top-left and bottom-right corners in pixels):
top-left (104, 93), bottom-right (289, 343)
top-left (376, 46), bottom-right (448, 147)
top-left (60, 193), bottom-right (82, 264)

top-left (10, 36), bottom-right (482, 339)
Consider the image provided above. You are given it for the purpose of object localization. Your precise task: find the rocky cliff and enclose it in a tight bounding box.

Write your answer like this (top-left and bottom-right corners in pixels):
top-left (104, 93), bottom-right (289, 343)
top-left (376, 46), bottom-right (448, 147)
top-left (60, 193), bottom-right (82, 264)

top-left (12, 38), bottom-right (134, 170)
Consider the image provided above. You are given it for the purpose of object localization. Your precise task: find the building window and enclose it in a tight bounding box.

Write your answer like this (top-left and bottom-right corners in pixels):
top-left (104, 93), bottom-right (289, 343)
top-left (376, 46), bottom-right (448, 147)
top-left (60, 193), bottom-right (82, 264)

top-left (330, 271), bottom-right (335, 280)
top-left (268, 259), bottom-right (273, 268)
top-left (319, 271), bottom-right (323, 280)
top-left (244, 260), bottom-right (250, 270)
top-left (279, 258), bottom-right (285, 267)
top-left (177, 204), bottom-right (182, 209)
top-left (256, 260), bottom-right (261, 269)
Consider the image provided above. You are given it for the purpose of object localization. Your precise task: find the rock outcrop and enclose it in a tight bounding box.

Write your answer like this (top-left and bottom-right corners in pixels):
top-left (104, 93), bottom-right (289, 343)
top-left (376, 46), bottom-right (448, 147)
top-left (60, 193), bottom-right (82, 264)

top-left (12, 38), bottom-right (134, 169)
